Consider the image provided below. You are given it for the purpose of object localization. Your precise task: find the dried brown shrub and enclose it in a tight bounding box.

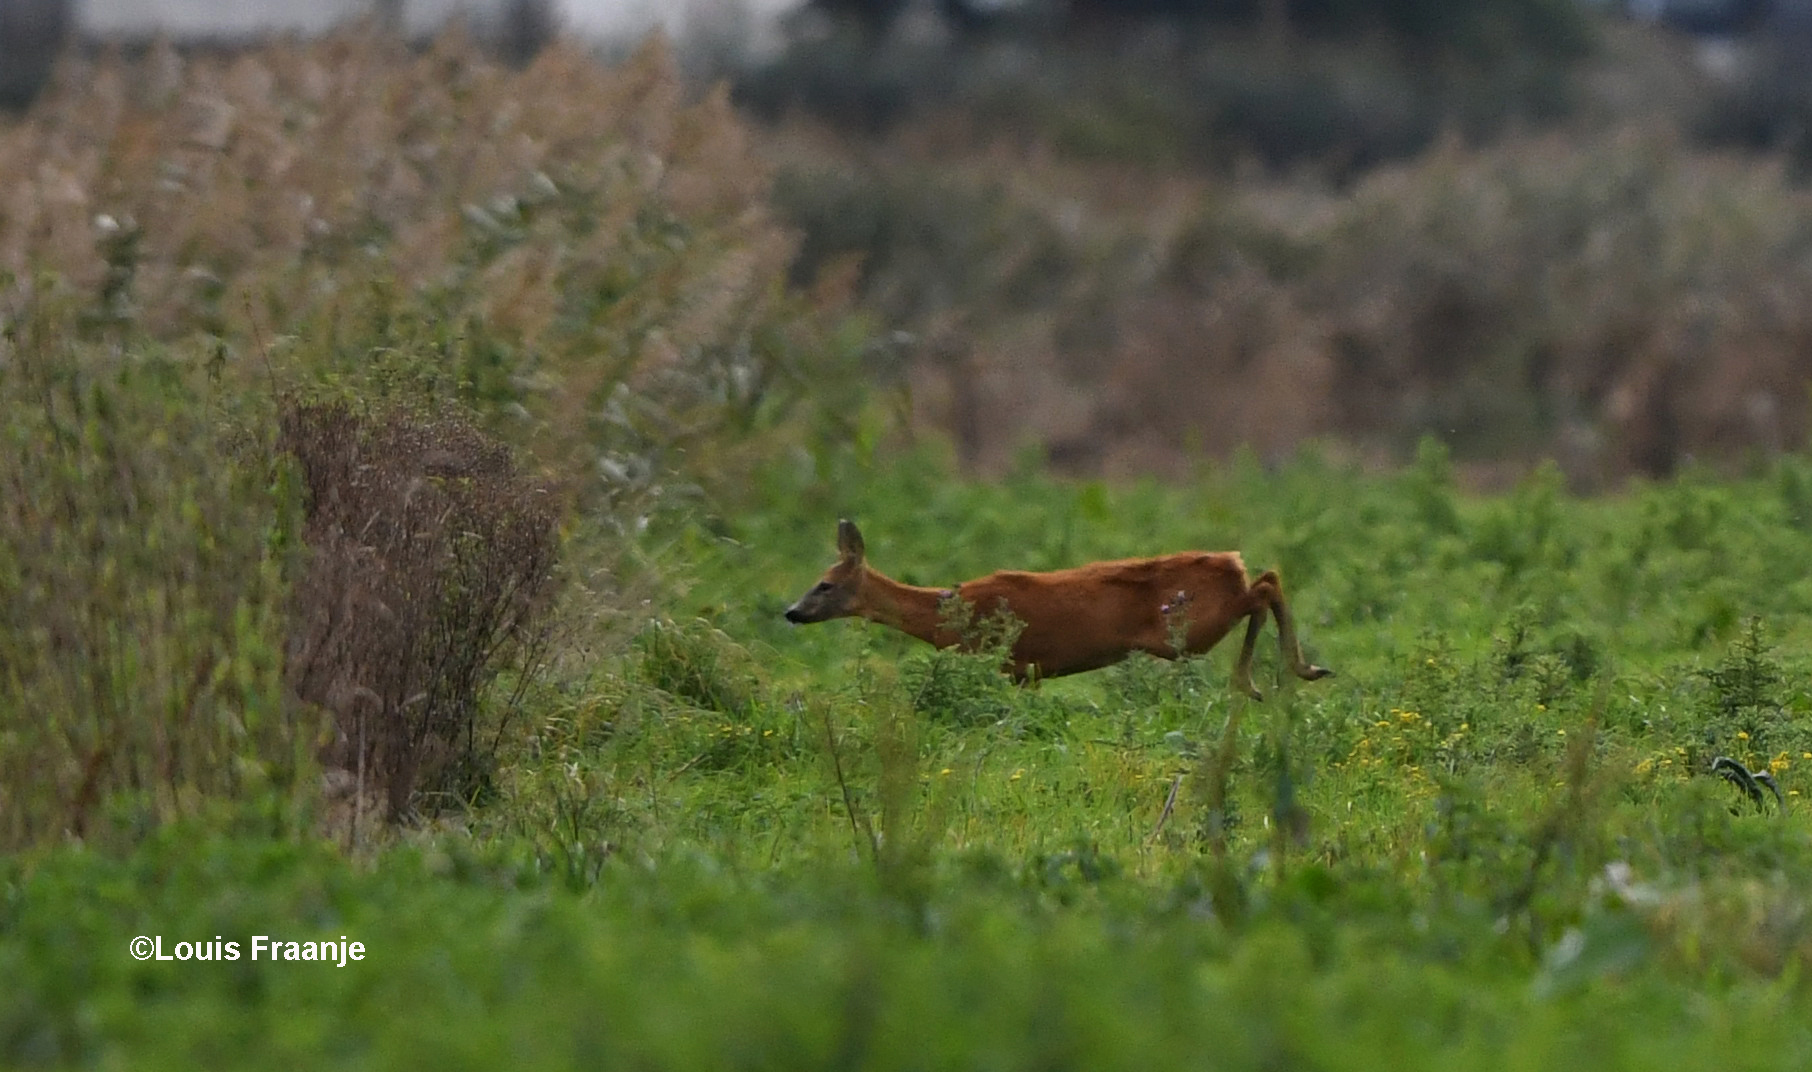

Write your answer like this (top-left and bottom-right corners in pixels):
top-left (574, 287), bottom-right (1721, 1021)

top-left (279, 399), bottom-right (559, 821)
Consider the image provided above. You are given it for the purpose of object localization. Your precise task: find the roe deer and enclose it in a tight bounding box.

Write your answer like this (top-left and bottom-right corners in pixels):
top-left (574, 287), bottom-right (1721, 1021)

top-left (784, 520), bottom-right (1333, 698)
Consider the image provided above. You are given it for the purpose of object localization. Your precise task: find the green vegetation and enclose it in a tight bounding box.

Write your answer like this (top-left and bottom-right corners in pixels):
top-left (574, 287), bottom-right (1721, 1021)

top-left (6, 27), bottom-right (1812, 1072)
top-left (11, 434), bottom-right (1812, 1068)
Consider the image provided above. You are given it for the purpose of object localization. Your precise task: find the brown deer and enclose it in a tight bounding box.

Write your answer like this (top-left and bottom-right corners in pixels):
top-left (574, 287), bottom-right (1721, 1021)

top-left (784, 520), bottom-right (1333, 698)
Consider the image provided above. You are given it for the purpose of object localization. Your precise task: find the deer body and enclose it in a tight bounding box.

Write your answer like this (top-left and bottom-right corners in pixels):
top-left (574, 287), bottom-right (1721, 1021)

top-left (785, 520), bottom-right (1333, 697)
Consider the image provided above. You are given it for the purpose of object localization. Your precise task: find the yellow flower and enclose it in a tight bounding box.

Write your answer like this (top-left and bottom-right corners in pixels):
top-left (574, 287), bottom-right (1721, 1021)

top-left (939, 767), bottom-right (954, 776)
top-left (1634, 759), bottom-right (1654, 776)
top-left (1738, 731), bottom-right (1750, 741)
top-left (1537, 704), bottom-right (1547, 711)
top-left (1398, 710), bottom-right (1421, 724)
top-left (1770, 754), bottom-right (1790, 775)
top-left (1010, 769), bottom-right (1025, 782)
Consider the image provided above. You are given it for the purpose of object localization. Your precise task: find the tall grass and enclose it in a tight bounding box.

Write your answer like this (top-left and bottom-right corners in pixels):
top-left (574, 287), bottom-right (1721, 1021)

top-left (0, 315), bottom-right (305, 850)
top-left (0, 31), bottom-right (875, 512)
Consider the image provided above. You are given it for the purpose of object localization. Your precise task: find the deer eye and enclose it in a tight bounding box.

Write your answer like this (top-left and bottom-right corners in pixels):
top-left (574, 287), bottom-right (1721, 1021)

top-left (812, 582), bottom-right (832, 594)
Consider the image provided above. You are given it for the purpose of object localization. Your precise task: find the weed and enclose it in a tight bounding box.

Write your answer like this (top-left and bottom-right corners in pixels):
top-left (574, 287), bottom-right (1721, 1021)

top-left (899, 597), bottom-right (1023, 727)
top-left (1692, 617), bottom-right (1804, 767)
top-left (632, 617), bottom-right (759, 719)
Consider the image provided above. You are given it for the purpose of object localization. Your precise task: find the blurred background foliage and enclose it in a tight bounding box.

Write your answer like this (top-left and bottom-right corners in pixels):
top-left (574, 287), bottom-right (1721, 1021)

top-left (11, 3), bottom-right (1812, 490)
top-left (725, 0), bottom-right (1812, 487)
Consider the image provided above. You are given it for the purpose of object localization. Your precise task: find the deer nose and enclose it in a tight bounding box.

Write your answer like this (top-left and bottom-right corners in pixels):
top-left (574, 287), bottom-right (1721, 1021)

top-left (784, 605), bottom-right (805, 623)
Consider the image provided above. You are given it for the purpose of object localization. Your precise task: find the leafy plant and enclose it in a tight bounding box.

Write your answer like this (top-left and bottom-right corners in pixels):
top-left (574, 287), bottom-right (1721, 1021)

top-left (899, 595), bottom-right (1025, 727)
top-left (1692, 617), bottom-right (1803, 767)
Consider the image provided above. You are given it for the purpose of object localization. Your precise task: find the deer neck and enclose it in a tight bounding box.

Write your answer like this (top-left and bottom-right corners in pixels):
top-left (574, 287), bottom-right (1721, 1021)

top-left (857, 568), bottom-right (952, 648)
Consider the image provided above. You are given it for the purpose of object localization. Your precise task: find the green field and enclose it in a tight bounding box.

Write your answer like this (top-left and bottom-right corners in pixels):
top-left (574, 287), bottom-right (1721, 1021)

top-left (9, 436), bottom-right (1812, 1068)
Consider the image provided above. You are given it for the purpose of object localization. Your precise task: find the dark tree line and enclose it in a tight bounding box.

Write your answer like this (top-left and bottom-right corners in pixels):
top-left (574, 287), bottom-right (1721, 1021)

top-left (803, 0), bottom-right (1592, 61)
top-left (0, 0), bottom-right (72, 110)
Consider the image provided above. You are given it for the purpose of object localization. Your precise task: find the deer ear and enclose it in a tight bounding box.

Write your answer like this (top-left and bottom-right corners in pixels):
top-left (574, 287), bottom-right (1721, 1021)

top-left (836, 519), bottom-right (865, 562)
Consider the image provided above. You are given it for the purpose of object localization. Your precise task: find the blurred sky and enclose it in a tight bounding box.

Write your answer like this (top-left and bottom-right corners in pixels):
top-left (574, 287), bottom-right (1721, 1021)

top-left (75, 0), bottom-right (808, 40)
top-left (561, 0), bottom-right (804, 40)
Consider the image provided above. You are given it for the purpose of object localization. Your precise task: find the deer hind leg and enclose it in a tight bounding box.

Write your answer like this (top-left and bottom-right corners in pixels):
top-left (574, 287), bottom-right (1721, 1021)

top-left (1231, 597), bottom-right (1268, 701)
top-left (1249, 570), bottom-right (1334, 685)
